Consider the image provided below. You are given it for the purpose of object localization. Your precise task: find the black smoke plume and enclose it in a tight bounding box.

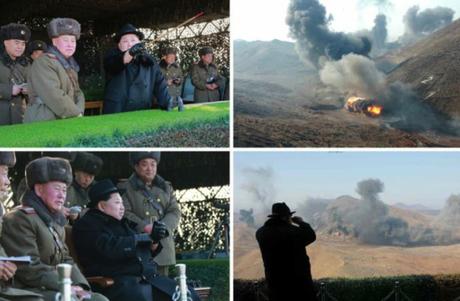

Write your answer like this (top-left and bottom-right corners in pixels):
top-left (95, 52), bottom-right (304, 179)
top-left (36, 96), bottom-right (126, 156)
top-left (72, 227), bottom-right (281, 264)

top-left (286, 0), bottom-right (371, 66)
top-left (371, 14), bottom-right (387, 53)
top-left (239, 208), bottom-right (256, 228)
top-left (404, 5), bottom-right (454, 37)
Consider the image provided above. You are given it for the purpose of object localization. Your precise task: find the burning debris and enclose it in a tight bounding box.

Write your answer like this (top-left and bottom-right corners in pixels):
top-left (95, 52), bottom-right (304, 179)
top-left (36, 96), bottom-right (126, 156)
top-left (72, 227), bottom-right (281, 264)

top-left (345, 96), bottom-right (383, 117)
top-left (287, 0), bottom-right (459, 135)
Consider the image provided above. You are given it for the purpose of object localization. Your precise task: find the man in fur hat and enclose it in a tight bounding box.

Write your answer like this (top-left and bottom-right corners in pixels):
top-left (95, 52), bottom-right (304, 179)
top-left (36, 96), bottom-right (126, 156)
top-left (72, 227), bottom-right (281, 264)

top-left (24, 18), bottom-right (85, 123)
top-left (0, 23), bottom-right (31, 125)
top-left (0, 152), bottom-right (45, 301)
top-left (159, 47), bottom-right (184, 111)
top-left (72, 179), bottom-right (202, 301)
top-left (256, 202), bottom-right (317, 301)
top-left (66, 152), bottom-right (103, 209)
top-left (0, 157), bottom-right (108, 301)
top-left (27, 40), bottom-right (48, 61)
top-left (190, 46), bottom-right (224, 102)
top-left (102, 23), bottom-right (170, 114)
top-left (119, 152), bottom-right (181, 276)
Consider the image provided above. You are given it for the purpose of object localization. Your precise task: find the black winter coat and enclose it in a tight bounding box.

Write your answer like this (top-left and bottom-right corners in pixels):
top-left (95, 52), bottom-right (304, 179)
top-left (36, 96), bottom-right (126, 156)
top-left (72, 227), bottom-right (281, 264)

top-left (102, 48), bottom-right (170, 114)
top-left (256, 218), bottom-right (317, 301)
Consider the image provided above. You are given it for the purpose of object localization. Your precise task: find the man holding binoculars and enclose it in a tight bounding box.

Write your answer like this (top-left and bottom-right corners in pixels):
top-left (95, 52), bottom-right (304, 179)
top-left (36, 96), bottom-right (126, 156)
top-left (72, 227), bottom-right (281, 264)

top-left (102, 24), bottom-right (171, 114)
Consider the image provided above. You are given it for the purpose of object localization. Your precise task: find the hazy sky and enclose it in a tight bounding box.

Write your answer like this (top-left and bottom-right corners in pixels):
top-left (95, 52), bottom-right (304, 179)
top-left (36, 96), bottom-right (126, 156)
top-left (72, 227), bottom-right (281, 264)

top-left (234, 151), bottom-right (460, 210)
top-left (232, 0), bottom-right (460, 42)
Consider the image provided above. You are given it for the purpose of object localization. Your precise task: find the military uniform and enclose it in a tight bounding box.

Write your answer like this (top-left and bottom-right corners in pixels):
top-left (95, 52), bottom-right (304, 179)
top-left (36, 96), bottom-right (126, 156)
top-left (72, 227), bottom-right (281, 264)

top-left (66, 152), bottom-right (103, 209)
top-left (0, 204), bottom-right (44, 301)
top-left (190, 60), bottom-right (223, 102)
top-left (24, 51), bottom-right (84, 122)
top-left (159, 59), bottom-right (183, 98)
top-left (1, 156), bottom-right (107, 301)
top-left (120, 173), bottom-right (181, 274)
top-left (0, 23), bottom-right (31, 125)
top-left (1, 191), bottom-right (107, 301)
top-left (66, 180), bottom-right (91, 208)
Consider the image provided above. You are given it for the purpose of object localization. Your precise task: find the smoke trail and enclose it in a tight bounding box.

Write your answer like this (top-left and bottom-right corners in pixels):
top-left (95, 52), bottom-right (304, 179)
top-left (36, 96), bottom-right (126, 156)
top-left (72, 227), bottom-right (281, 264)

top-left (240, 166), bottom-right (276, 213)
top-left (286, 0), bottom-right (371, 66)
top-left (371, 14), bottom-right (387, 52)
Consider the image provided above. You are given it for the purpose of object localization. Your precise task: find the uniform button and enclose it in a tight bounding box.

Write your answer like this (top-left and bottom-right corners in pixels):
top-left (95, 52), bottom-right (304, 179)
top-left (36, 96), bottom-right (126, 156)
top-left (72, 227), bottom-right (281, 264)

top-left (11, 103), bottom-right (14, 107)
top-left (138, 256), bottom-right (142, 262)
top-left (146, 211), bottom-right (150, 216)
top-left (156, 198), bottom-right (161, 202)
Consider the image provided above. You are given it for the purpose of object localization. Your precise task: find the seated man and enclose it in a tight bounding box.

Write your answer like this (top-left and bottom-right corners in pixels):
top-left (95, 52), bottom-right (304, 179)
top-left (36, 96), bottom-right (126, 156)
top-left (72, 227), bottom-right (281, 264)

top-left (0, 152), bottom-right (44, 301)
top-left (66, 152), bottom-right (103, 209)
top-left (0, 157), bottom-right (107, 301)
top-left (103, 23), bottom-right (170, 114)
top-left (73, 179), bottom-right (200, 301)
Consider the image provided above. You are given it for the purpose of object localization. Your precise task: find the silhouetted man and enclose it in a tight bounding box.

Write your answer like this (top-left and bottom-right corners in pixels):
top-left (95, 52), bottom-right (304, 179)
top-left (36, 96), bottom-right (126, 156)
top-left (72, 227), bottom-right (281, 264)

top-left (256, 202), bottom-right (317, 301)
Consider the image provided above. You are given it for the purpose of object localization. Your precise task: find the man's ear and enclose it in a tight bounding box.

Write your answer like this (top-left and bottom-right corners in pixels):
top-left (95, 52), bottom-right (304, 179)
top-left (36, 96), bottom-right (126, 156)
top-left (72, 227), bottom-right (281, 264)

top-left (97, 201), bottom-right (105, 212)
top-left (34, 184), bottom-right (44, 198)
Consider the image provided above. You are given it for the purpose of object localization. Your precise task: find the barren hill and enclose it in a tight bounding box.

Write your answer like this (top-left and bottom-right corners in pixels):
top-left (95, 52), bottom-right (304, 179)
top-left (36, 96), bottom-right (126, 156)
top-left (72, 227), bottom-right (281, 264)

top-left (234, 219), bottom-right (460, 280)
top-left (385, 18), bottom-right (460, 118)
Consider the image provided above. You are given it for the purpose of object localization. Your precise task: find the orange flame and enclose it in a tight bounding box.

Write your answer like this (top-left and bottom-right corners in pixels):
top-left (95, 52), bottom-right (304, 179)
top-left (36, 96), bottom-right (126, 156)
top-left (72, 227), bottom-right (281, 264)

top-left (367, 105), bottom-right (383, 117)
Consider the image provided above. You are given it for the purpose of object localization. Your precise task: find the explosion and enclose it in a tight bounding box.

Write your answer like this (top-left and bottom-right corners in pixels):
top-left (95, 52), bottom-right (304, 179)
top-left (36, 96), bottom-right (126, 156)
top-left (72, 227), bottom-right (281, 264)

top-left (345, 96), bottom-right (383, 117)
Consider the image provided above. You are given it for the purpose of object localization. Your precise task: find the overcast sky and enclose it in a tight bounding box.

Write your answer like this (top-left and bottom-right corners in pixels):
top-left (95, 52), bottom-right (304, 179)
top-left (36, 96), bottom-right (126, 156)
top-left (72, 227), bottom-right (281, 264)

top-left (234, 151), bottom-right (460, 211)
top-left (232, 0), bottom-right (460, 42)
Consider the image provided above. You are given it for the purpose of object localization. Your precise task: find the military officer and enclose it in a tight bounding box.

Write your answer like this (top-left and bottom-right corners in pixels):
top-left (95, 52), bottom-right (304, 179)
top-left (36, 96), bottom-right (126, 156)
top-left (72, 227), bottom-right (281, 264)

top-left (0, 157), bottom-right (108, 301)
top-left (24, 18), bottom-right (85, 123)
top-left (27, 40), bottom-right (47, 61)
top-left (66, 152), bottom-right (103, 209)
top-left (159, 47), bottom-right (184, 111)
top-left (0, 23), bottom-right (31, 125)
top-left (0, 152), bottom-right (44, 301)
top-left (190, 46), bottom-right (224, 102)
top-left (120, 152), bottom-right (181, 276)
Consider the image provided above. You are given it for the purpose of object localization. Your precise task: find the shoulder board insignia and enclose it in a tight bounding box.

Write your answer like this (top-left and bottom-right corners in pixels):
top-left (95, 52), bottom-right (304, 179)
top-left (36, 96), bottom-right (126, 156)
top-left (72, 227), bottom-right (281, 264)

top-left (18, 206), bottom-right (36, 215)
top-left (45, 53), bottom-right (57, 60)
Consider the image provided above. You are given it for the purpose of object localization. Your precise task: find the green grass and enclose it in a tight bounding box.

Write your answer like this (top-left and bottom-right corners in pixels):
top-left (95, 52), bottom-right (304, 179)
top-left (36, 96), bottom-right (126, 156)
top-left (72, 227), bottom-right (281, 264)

top-left (0, 102), bottom-right (229, 147)
top-left (171, 259), bottom-right (229, 301)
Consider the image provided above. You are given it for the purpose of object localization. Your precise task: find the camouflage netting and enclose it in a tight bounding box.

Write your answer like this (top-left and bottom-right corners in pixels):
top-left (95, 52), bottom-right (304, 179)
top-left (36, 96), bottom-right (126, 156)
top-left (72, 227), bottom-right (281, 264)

top-left (176, 199), bottom-right (229, 253)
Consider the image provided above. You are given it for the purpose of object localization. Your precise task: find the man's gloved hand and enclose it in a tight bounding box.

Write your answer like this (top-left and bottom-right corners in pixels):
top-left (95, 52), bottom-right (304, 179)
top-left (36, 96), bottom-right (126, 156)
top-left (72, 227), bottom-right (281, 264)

top-left (150, 221), bottom-right (169, 243)
top-left (128, 43), bottom-right (146, 57)
top-left (138, 54), bottom-right (155, 66)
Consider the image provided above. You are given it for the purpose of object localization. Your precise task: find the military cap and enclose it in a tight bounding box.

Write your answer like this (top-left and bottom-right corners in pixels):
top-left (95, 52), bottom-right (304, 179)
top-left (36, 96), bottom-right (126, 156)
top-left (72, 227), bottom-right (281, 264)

top-left (47, 18), bottom-right (81, 40)
top-left (129, 152), bottom-right (161, 167)
top-left (0, 23), bottom-right (31, 42)
top-left (268, 202), bottom-right (296, 218)
top-left (88, 179), bottom-right (119, 208)
top-left (72, 152), bottom-right (103, 176)
top-left (114, 23), bottom-right (144, 43)
top-left (0, 152), bottom-right (16, 167)
top-left (162, 47), bottom-right (177, 56)
top-left (198, 46), bottom-right (213, 56)
top-left (28, 40), bottom-right (48, 52)
top-left (25, 157), bottom-right (72, 189)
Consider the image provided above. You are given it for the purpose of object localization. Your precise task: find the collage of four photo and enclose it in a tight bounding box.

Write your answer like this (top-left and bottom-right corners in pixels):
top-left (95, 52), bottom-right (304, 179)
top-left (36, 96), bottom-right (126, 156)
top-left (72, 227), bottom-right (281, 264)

top-left (0, 0), bottom-right (459, 300)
